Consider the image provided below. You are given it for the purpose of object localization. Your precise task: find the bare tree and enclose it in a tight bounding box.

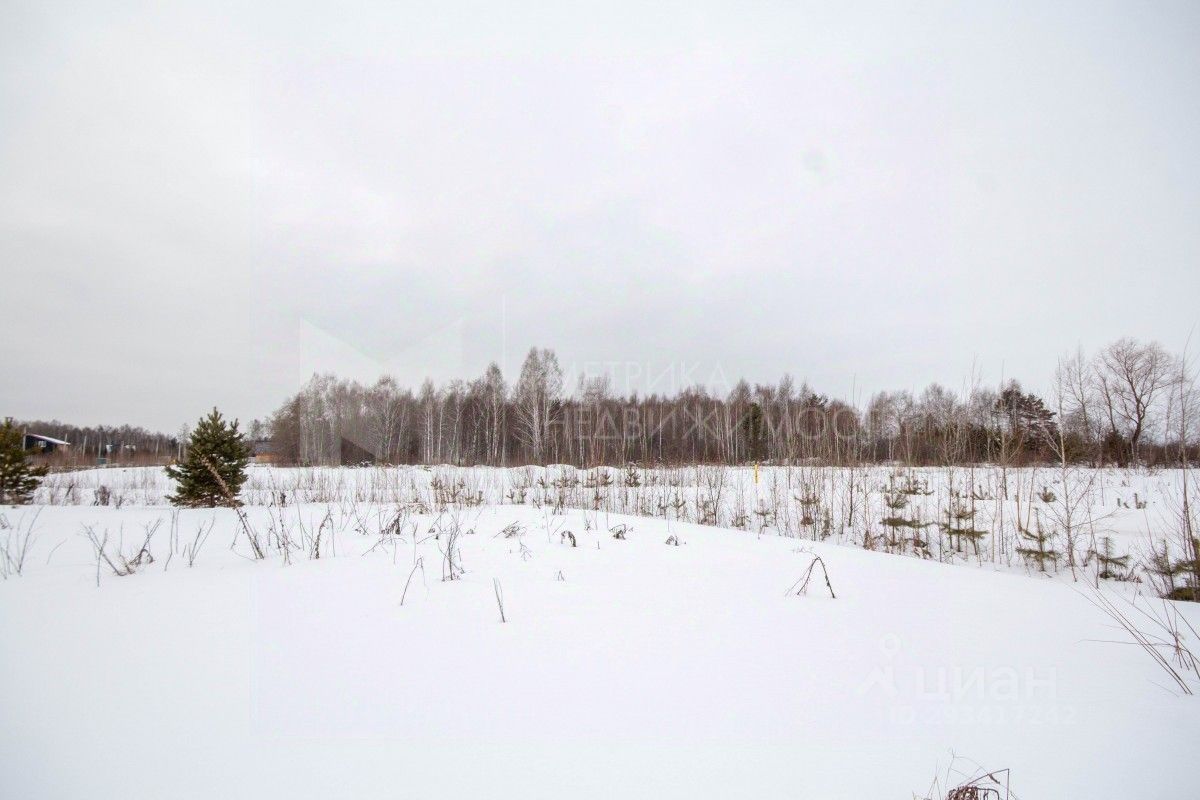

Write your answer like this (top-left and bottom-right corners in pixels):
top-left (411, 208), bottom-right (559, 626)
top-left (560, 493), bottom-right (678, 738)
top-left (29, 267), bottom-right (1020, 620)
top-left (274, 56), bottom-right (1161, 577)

top-left (1057, 347), bottom-right (1099, 465)
top-left (366, 376), bottom-right (405, 463)
top-left (481, 362), bottom-right (507, 465)
top-left (512, 348), bottom-right (563, 463)
top-left (1094, 338), bottom-right (1176, 464)
top-left (1164, 343), bottom-right (1199, 599)
top-left (1046, 356), bottom-right (1107, 579)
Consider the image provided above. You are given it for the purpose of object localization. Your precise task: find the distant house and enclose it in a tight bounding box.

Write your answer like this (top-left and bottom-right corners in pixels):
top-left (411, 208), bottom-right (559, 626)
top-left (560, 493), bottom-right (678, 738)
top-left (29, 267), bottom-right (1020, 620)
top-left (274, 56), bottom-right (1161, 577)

top-left (251, 439), bottom-right (276, 464)
top-left (23, 433), bottom-right (70, 454)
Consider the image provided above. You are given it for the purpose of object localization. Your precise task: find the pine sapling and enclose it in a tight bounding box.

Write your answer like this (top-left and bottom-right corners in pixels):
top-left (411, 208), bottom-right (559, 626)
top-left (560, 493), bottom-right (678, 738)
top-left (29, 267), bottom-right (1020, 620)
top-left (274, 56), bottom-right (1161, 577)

top-left (165, 408), bottom-right (251, 508)
top-left (1089, 536), bottom-right (1131, 580)
top-left (1145, 538), bottom-right (1179, 598)
top-left (1169, 537), bottom-right (1200, 602)
top-left (940, 503), bottom-right (987, 556)
top-left (0, 419), bottom-right (49, 505)
top-left (1016, 511), bottom-right (1060, 572)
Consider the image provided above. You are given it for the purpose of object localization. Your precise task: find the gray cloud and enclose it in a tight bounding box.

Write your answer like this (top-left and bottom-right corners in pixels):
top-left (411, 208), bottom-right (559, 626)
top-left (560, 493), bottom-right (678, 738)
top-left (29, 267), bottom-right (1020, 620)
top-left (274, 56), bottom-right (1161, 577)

top-left (3, 0), bottom-right (1199, 431)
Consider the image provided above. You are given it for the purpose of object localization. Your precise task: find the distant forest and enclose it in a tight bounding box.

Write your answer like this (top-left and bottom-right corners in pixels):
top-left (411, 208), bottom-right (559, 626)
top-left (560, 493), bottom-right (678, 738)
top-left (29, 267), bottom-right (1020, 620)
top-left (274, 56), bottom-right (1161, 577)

top-left (267, 338), bottom-right (1196, 468)
top-left (16, 337), bottom-right (1194, 469)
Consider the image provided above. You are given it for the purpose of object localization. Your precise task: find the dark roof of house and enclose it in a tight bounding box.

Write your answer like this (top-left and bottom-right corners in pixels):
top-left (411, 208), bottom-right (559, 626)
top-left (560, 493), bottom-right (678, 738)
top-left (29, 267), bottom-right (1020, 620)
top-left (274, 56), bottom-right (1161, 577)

top-left (25, 433), bottom-right (70, 446)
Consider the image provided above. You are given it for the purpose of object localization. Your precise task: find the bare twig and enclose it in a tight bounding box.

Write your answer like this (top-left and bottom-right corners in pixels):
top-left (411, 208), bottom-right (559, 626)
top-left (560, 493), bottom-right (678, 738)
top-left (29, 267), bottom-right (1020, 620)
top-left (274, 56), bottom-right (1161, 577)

top-left (1082, 586), bottom-right (1198, 695)
top-left (493, 577), bottom-right (507, 623)
top-left (400, 556), bottom-right (425, 606)
top-left (785, 555), bottom-right (837, 599)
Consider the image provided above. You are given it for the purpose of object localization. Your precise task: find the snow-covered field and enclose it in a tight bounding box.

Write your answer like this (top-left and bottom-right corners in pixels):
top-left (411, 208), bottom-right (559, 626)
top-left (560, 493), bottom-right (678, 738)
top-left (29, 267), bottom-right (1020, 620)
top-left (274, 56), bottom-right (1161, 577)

top-left (26, 462), bottom-right (1200, 578)
top-left (2, 465), bottom-right (1198, 798)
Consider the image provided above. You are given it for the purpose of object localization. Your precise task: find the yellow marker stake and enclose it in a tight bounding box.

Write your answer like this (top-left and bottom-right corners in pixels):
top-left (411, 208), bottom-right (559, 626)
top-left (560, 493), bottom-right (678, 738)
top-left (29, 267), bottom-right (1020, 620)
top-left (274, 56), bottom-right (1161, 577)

top-left (754, 462), bottom-right (759, 484)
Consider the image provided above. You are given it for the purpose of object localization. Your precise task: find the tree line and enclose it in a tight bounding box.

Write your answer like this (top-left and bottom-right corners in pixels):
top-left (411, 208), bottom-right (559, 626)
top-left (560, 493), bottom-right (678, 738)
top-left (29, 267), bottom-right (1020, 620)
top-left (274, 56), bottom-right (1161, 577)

top-left (266, 337), bottom-right (1197, 468)
top-left (11, 419), bottom-right (182, 465)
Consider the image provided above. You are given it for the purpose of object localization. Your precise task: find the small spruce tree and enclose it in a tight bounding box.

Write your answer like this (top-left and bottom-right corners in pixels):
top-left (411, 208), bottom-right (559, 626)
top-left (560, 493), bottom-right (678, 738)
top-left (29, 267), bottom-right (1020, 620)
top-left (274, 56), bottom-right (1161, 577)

top-left (0, 418), bottom-right (49, 505)
top-left (165, 408), bottom-right (251, 507)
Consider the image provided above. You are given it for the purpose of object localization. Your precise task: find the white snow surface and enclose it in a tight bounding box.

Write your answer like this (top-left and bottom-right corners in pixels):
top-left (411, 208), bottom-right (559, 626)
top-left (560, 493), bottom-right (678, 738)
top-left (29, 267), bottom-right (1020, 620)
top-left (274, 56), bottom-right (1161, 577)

top-left (2, 464), bottom-right (1198, 798)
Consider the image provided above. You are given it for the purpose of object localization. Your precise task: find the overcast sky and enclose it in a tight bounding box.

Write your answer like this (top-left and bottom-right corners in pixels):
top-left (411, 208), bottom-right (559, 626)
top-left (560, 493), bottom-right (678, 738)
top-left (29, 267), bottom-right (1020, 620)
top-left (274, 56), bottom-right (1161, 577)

top-left (2, 1), bottom-right (1198, 432)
